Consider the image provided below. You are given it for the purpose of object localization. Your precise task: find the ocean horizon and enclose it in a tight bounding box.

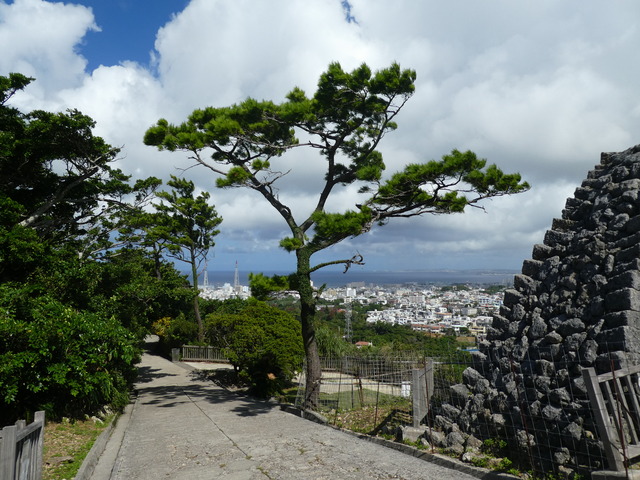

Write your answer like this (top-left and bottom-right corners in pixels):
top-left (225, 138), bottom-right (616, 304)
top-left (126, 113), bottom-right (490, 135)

top-left (200, 269), bottom-right (518, 288)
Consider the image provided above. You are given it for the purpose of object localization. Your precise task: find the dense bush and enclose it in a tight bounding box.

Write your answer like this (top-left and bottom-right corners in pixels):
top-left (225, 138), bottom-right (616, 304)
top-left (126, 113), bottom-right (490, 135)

top-left (0, 73), bottom-right (197, 425)
top-left (34, 250), bottom-right (192, 339)
top-left (153, 313), bottom-right (199, 356)
top-left (205, 299), bottom-right (304, 398)
top-left (315, 323), bottom-right (354, 357)
top-left (0, 288), bottom-right (139, 424)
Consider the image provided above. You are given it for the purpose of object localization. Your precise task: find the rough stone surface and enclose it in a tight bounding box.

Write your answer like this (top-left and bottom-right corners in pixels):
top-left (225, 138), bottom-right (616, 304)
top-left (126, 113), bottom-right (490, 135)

top-left (435, 145), bottom-right (640, 477)
top-left (397, 426), bottom-right (425, 444)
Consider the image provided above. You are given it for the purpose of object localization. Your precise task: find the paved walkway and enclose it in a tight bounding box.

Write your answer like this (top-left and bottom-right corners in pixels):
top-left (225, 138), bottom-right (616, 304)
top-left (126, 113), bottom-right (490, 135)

top-left (89, 348), bottom-right (491, 480)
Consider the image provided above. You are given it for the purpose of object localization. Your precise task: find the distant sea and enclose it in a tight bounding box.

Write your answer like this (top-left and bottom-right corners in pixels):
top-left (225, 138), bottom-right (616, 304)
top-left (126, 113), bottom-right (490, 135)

top-left (201, 269), bottom-right (518, 288)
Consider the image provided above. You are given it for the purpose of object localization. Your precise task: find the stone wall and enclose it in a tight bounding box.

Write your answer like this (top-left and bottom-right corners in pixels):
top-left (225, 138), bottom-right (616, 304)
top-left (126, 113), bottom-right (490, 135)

top-left (432, 145), bottom-right (640, 477)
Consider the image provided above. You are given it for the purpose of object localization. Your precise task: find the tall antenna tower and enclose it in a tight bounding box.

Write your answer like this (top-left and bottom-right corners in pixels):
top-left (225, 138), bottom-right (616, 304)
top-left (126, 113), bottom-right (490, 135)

top-left (344, 300), bottom-right (352, 342)
top-left (233, 260), bottom-right (239, 291)
top-left (203, 260), bottom-right (209, 287)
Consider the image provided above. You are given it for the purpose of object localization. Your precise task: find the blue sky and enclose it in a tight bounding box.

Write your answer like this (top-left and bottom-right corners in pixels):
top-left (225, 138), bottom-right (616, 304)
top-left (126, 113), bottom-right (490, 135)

top-left (71, 1), bottom-right (189, 70)
top-left (3, 0), bottom-right (640, 276)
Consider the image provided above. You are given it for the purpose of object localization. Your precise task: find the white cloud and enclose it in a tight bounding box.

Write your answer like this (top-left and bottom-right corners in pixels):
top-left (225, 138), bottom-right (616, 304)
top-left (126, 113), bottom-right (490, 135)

top-left (153, 0), bottom-right (372, 112)
top-left (0, 0), bottom-right (95, 94)
top-left (5, 0), bottom-right (640, 273)
top-left (434, 68), bottom-right (631, 173)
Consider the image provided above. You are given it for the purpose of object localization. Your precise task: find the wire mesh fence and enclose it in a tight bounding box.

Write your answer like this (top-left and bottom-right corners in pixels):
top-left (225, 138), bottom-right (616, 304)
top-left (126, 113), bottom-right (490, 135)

top-left (294, 347), bottom-right (640, 479)
top-left (295, 352), bottom-right (472, 438)
top-left (295, 354), bottom-right (422, 432)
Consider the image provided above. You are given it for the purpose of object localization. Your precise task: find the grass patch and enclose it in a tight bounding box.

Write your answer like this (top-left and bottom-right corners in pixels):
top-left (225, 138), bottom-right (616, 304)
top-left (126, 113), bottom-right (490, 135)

top-left (43, 415), bottom-right (113, 480)
top-left (332, 404), bottom-right (409, 434)
top-left (276, 386), bottom-right (298, 404)
top-left (319, 388), bottom-right (410, 411)
top-left (319, 390), bottom-right (412, 434)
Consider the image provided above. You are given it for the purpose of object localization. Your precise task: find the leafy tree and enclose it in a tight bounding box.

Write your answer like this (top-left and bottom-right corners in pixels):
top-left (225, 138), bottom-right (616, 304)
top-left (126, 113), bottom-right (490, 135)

top-left (205, 299), bottom-right (304, 397)
top-left (0, 73), bottom-right (190, 422)
top-left (0, 287), bottom-right (139, 424)
top-left (152, 175), bottom-right (223, 342)
top-left (440, 284), bottom-right (471, 292)
top-left (0, 73), bottom-right (161, 276)
top-left (1, 74), bottom-right (143, 253)
top-left (96, 249), bottom-right (192, 334)
top-left (248, 272), bottom-right (291, 301)
top-left (483, 284), bottom-right (508, 295)
top-left (145, 62), bottom-right (529, 407)
top-left (200, 296), bottom-right (250, 317)
top-left (315, 323), bottom-right (353, 357)
top-left (114, 188), bottom-right (177, 281)
top-left (34, 248), bottom-right (192, 337)
top-left (85, 175), bottom-right (163, 260)
top-left (154, 313), bottom-right (199, 354)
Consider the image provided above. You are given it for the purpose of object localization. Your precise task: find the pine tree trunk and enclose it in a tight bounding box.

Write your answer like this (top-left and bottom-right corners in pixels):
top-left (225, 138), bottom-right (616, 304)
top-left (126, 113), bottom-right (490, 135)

top-left (193, 294), bottom-right (204, 343)
top-left (190, 256), bottom-right (204, 343)
top-left (153, 243), bottom-right (162, 280)
top-left (296, 250), bottom-right (322, 409)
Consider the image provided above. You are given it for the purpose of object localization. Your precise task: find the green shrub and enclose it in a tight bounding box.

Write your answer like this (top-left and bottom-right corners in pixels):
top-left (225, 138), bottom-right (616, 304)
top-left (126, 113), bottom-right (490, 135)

top-left (315, 323), bottom-right (353, 357)
top-left (0, 291), bottom-right (139, 424)
top-left (205, 299), bottom-right (304, 398)
top-left (165, 313), bottom-right (200, 346)
top-left (152, 313), bottom-right (200, 357)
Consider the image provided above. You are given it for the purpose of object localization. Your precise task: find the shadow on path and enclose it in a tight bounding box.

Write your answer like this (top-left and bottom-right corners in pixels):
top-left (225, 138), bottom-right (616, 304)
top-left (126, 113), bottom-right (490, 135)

top-left (134, 351), bottom-right (278, 418)
top-left (135, 365), bottom-right (178, 384)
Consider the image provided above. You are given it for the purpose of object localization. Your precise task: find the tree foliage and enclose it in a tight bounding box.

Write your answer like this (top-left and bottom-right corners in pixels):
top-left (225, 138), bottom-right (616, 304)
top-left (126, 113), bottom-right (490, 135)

top-left (314, 323), bottom-right (353, 357)
top-left (204, 299), bottom-right (304, 397)
top-left (145, 61), bottom-right (530, 408)
top-left (0, 74), bottom-right (191, 423)
top-left (150, 175), bottom-right (222, 341)
top-left (248, 272), bottom-right (291, 301)
top-left (33, 249), bottom-right (191, 336)
top-left (0, 286), bottom-right (139, 424)
top-left (0, 74), bottom-right (162, 260)
top-left (153, 175), bottom-right (222, 271)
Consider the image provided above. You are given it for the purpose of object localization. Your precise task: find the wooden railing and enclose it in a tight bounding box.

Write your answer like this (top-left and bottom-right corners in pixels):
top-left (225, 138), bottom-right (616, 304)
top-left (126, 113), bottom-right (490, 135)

top-left (180, 345), bottom-right (229, 363)
top-left (582, 365), bottom-right (640, 472)
top-left (0, 411), bottom-right (45, 480)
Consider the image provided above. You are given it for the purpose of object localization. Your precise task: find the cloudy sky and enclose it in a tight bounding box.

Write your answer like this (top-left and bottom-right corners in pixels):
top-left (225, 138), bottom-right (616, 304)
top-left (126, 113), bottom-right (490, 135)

top-left (3, 0), bottom-right (640, 278)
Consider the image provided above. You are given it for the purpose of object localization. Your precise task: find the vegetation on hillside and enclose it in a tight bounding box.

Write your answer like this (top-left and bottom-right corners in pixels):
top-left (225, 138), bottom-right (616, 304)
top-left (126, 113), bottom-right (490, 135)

top-left (267, 296), bottom-right (474, 358)
top-left (0, 74), bottom-right (193, 424)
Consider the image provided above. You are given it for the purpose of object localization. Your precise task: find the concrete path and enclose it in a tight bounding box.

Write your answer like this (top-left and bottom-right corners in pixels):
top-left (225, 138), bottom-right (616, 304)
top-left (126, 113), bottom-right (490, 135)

top-left (89, 349), bottom-right (490, 480)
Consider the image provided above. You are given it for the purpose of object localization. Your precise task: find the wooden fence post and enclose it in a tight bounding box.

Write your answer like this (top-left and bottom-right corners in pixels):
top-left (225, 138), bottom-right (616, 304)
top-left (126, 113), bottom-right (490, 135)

top-left (34, 411), bottom-right (45, 480)
top-left (582, 367), bottom-right (625, 471)
top-left (0, 424), bottom-right (17, 480)
top-left (0, 411), bottom-right (45, 480)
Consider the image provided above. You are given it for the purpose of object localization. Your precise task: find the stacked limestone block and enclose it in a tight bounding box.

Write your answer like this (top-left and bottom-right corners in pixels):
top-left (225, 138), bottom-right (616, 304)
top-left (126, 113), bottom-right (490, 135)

top-left (434, 145), bottom-right (640, 477)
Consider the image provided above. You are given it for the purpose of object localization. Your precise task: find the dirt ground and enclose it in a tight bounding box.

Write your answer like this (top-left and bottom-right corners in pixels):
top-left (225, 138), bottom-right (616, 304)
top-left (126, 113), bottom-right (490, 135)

top-left (43, 416), bottom-right (111, 480)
